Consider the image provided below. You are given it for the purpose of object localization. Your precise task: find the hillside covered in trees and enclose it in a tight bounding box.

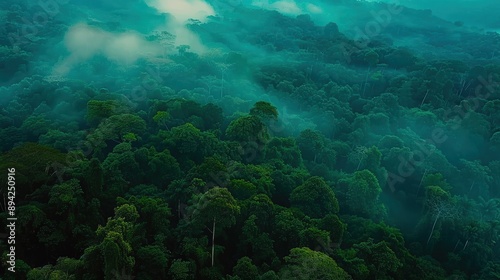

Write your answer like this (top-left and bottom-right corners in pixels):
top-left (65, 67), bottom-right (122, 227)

top-left (1, 0), bottom-right (500, 279)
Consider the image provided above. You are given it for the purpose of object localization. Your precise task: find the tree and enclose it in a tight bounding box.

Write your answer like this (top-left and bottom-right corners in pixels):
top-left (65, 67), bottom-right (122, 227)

top-left (323, 22), bottom-right (340, 39)
top-left (86, 100), bottom-right (126, 125)
top-left (239, 214), bottom-right (277, 265)
top-left (20, 114), bottom-right (52, 140)
top-left (353, 239), bottom-right (402, 279)
top-left (225, 115), bottom-right (269, 143)
top-left (319, 214), bottom-right (346, 245)
top-left (279, 247), bottom-right (351, 280)
top-left (83, 212), bottom-right (136, 280)
top-left (249, 101), bottom-right (278, 122)
top-left (337, 170), bottom-right (384, 220)
top-left (228, 162), bottom-right (274, 196)
top-left (263, 137), bottom-right (303, 168)
top-left (119, 196), bottom-right (172, 244)
top-left (299, 227), bottom-right (331, 253)
top-left (102, 142), bottom-right (140, 188)
top-left (0, 142), bottom-right (66, 197)
top-left (48, 179), bottom-right (85, 230)
top-left (347, 146), bottom-right (368, 171)
top-left (83, 158), bottom-right (103, 199)
top-left (136, 245), bottom-right (169, 279)
top-left (153, 111), bottom-right (171, 130)
top-left (228, 179), bottom-right (257, 200)
top-left (273, 209), bottom-right (304, 253)
top-left (457, 159), bottom-right (492, 197)
top-left (296, 129), bottom-right (325, 163)
top-left (232, 257), bottom-right (259, 280)
top-left (364, 50), bottom-right (379, 67)
top-left (290, 176), bottom-right (339, 218)
top-left (168, 259), bottom-right (195, 280)
top-left (424, 186), bottom-right (456, 246)
top-left (164, 123), bottom-right (204, 158)
top-left (190, 187), bottom-right (240, 267)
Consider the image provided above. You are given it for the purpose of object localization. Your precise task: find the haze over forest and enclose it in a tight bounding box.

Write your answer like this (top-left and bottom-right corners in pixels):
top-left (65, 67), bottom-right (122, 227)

top-left (0, 0), bottom-right (500, 279)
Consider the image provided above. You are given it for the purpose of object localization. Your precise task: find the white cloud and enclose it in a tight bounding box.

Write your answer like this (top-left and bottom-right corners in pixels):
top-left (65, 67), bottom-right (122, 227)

top-left (145, 0), bottom-right (215, 23)
top-left (53, 23), bottom-right (162, 76)
top-left (145, 0), bottom-right (216, 54)
top-left (271, 0), bottom-right (302, 15)
top-left (306, 3), bottom-right (323, 14)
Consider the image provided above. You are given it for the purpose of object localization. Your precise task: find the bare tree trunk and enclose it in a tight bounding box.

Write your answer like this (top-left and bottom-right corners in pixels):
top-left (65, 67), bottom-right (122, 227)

top-left (468, 181), bottom-right (475, 194)
top-left (178, 199), bottom-right (181, 219)
top-left (416, 169), bottom-right (427, 196)
top-left (420, 89), bottom-right (430, 107)
top-left (453, 239), bottom-right (460, 253)
top-left (356, 157), bottom-right (363, 170)
top-left (220, 72), bottom-right (224, 99)
top-left (427, 214), bottom-right (440, 245)
top-left (212, 217), bottom-right (216, 267)
top-left (462, 239), bottom-right (469, 251)
top-left (362, 67), bottom-right (371, 97)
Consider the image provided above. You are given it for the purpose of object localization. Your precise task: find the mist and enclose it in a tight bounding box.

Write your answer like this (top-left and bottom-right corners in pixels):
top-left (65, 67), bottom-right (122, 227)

top-left (373, 0), bottom-right (500, 30)
top-left (1, 0), bottom-right (500, 278)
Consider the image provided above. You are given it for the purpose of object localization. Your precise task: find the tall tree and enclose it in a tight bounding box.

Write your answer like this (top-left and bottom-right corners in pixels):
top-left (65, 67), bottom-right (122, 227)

top-left (190, 187), bottom-right (240, 266)
top-left (423, 186), bottom-right (456, 246)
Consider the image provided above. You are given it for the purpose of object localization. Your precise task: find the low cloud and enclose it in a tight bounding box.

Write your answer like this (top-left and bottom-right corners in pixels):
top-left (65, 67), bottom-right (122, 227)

top-left (250, 0), bottom-right (324, 17)
top-left (145, 0), bottom-right (216, 23)
top-left (53, 23), bottom-right (162, 76)
top-left (145, 0), bottom-right (217, 53)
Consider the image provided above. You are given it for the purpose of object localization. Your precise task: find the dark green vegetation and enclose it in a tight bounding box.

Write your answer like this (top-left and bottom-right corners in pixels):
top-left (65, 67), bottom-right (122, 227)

top-left (1, 0), bottom-right (500, 279)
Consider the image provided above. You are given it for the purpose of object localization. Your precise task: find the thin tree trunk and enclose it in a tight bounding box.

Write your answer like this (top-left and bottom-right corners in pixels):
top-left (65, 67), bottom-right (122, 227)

top-left (356, 157), bottom-right (363, 170)
top-left (212, 217), bottom-right (216, 267)
top-left (427, 214), bottom-right (440, 245)
top-left (420, 89), bottom-right (430, 107)
top-left (220, 71), bottom-right (224, 99)
top-left (416, 169), bottom-right (427, 196)
top-left (462, 239), bottom-right (469, 251)
top-left (468, 181), bottom-right (475, 194)
top-left (362, 67), bottom-right (370, 97)
top-left (453, 239), bottom-right (460, 253)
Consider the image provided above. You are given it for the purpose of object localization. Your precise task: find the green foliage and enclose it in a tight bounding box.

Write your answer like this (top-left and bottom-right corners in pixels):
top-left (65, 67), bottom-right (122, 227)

top-left (273, 209), bottom-right (304, 247)
top-left (250, 101), bottom-right (278, 121)
top-left (169, 259), bottom-right (195, 280)
top-left (0, 142), bottom-right (66, 196)
top-left (225, 115), bottom-right (269, 143)
top-left (228, 179), bottom-right (257, 200)
top-left (353, 239), bottom-right (403, 278)
top-left (136, 245), bottom-right (169, 279)
top-left (279, 247), bottom-right (351, 280)
top-left (20, 113), bottom-right (52, 140)
top-left (296, 129), bottom-right (325, 163)
top-left (337, 170), bottom-right (384, 220)
top-left (290, 176), bottom-right (339, 218)
top-left (232, 257), bottom-right (259, 280)
top-left (263, 137), bottom-right (303, 168)
top-left (319, 214), bottom-right (346, 244)
top-left (86, 100), bottom-right (126, 125)
top-left (153, 110), bottom-right (171, 129)
top-left (5, 4), bottom-right (500, 278)
top-left (48, 179), bottom-right (85, 220)
top-left (299, 227), bottom-right (331, 252)
top-left (191, 187), bottom-right (240, 229)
